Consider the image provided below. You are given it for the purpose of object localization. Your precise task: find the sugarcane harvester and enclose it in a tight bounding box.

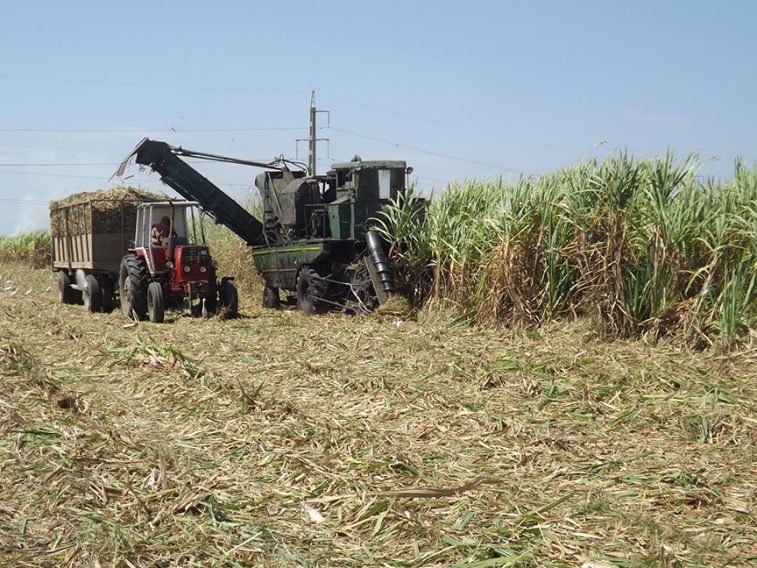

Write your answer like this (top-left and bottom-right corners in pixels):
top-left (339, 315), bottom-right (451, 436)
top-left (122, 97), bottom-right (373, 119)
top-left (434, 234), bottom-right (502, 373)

top-left (116, 138), bottom-right (409, 314)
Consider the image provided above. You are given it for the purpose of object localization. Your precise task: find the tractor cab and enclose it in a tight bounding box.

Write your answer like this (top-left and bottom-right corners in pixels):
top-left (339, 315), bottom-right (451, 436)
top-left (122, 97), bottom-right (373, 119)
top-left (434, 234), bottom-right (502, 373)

top-left (120, 200), bottom-right (237, 323)
top-left (131, 201), bottom-right (216, 301)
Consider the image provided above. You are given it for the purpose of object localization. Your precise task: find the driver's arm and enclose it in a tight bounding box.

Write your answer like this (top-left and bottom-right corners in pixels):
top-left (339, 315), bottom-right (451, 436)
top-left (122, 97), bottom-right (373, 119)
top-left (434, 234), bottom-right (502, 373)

top-left (151, 226), bottom-right (162, 247)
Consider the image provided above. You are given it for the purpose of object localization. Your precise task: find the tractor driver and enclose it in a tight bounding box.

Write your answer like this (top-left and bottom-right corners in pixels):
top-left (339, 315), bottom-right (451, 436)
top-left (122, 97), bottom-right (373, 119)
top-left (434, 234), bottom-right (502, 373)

top-left (151, 216), bottom-right (177, 248)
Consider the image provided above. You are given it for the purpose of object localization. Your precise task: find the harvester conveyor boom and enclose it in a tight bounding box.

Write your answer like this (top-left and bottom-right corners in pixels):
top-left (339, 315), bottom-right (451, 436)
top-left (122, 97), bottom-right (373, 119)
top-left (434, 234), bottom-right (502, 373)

top-left (113, 138), bottom-right (275, 246)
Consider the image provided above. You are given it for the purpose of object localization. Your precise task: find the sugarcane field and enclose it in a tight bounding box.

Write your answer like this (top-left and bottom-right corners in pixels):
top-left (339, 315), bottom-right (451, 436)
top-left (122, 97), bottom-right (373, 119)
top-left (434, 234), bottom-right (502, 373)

top-left (1, 3), bottom-right (756, 568)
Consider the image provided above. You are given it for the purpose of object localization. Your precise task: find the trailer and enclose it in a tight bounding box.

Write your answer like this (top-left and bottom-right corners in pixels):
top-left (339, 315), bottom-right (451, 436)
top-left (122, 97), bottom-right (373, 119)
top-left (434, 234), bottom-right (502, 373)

top-left (51, 195), bottom-right (148, 312)
top-left (51, 189), bottom-right (236, 322)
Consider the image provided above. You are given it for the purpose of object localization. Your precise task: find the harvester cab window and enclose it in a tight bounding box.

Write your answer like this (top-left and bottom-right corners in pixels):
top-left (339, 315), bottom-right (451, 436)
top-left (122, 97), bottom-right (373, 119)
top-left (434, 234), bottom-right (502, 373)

top-left (358, 168), bottom-right (403, 202)
top-left (378, 169), bottom-right (392, 200)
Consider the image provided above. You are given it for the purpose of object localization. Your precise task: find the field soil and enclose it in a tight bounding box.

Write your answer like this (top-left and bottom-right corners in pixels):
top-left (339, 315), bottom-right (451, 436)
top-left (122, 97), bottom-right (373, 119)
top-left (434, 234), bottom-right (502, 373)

top-left (0, 264), bottom-right (754, 567)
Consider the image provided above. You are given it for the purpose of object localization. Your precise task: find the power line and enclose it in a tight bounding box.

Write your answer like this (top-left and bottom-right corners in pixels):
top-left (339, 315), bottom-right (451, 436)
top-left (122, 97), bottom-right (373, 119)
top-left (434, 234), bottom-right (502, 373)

top-left (0, 127), bottom-right (306, 133)
top-left (0, 169), bottom-right (120, 181)
top-left (319, 92), bottom-right (576, 154)
top-left (0, 169), bottom-right (256, 189)
top-left (0, 74), bottom-right (307, 95)
top-left (414, 175), bottom-right (451, 186)
top-left (328, 126), bottom-right (531, 175)
top-left (0, 159), bottom-right (273, 168)
top-left (0, 198), bottom-right (50, 204)
top-left (0, 162), bottom-right (121, 167)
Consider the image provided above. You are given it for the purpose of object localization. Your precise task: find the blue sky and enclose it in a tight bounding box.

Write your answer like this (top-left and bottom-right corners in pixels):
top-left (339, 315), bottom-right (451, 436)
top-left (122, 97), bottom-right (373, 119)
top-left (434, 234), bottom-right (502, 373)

top-left (1, 0), bottom-right (756, 234)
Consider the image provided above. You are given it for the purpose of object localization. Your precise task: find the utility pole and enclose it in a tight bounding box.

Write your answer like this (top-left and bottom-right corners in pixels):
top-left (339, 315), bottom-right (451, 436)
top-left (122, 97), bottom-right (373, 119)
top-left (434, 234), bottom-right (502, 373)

top-left (297, 91), bottom-right (329, 176)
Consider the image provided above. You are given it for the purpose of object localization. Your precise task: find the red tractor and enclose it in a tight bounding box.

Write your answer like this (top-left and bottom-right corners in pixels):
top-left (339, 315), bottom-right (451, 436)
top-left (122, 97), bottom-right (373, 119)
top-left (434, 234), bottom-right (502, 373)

top-left (118, 201), bottom-right (238, 323)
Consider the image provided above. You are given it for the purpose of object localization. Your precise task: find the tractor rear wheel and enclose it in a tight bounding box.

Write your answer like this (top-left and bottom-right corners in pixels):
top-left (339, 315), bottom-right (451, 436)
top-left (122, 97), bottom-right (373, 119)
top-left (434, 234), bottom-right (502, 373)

top-left (119, 254), bottom-right (148, 320)
top-left (147, 281), bottom-right (165, 323)
top-left (100, 277), bottom-right (114, 313)
top-left (83, 274), bottom-right (101, 313)
top-left (219, 279), bottom-right (238, 318)
top-left (296, 266), bottom-right (328, 315)
top-left (57, 271), bottom-right (74, 304)
top-left (262, 285), bottom-right (280, 309)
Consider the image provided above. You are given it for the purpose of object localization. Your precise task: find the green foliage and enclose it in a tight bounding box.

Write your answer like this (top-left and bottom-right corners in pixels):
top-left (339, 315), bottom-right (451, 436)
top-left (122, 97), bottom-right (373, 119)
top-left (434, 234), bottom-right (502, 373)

top-left (377, 154), bottom-right (757, 349)
top-left (0, 230), bottom-right (52, 268)
top-left (201, 198), bottom-right (263, 300)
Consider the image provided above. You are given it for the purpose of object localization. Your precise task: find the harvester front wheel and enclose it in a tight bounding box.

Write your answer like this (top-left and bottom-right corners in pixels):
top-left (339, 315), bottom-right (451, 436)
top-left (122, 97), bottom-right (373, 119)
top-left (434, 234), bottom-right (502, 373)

top-left (296, 266), bottom-right (328, 315)
top-left (119, 254), bottom-right (148, 321)
top-left (147, 281), bottom-right (165, 324)
top-left (83, 274), bottom-right (101, 313)
top-left (262, 285), bottom-right (280, 309)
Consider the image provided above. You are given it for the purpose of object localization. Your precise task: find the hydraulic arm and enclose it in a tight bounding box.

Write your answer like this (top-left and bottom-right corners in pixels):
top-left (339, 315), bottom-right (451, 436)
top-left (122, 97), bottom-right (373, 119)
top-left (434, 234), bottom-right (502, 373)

top-left (113, 138), bottom-right (279, 246)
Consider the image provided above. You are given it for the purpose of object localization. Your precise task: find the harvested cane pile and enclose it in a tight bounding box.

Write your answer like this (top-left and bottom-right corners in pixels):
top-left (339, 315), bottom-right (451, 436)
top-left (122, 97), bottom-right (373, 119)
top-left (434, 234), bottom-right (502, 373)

top-left (49, 187), bottom-right (164, 237)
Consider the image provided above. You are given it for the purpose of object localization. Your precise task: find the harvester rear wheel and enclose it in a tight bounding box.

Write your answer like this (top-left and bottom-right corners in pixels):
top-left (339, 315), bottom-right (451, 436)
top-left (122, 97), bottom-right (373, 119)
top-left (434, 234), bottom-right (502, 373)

top-left (119, 254), bottom-right (148, 321)
top-left (57, 271), bottom-right (74, 304)
top-left (147, 281), bottom-right (165, 323)
top-left (262, 285), bottom-right (280, 309)
top-left (296, 266), bottom-right (328, 315)
top-left (83, 274), bottom-right (101, 313)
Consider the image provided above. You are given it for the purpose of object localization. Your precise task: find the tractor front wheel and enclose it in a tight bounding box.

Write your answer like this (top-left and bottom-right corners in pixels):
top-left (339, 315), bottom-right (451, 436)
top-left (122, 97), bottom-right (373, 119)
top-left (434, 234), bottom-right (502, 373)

top-left (204, 268), bottom-right (218, 315)
top-left (219, 279), bottom-right (238, 319)
top-left (147, 281), bottom-right (165, 323)
top-left (119, 254), bottom-right (148, 320)
top-left (100, 277), bottom-right (114, 313)
top-left (296, 266), bottom-right (328, 315)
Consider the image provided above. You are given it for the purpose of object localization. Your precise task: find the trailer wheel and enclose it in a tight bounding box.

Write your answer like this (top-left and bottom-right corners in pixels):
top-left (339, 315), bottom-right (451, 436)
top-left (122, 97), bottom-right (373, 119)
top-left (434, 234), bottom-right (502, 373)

top-left (296, 266), bottom-right (328, 315)
top-left (100, 277), bottom-right (114, 313)
top-left (220, 278), bottom-right (239, 319)
top-left (262, 285), bottom-right (280, 309)
top-left (119, 254), bottom-right (148, 320)
top-left (57, 271), bottom-right (74, 304)
top-left (83, 274), bottom-right (101, 313)
top-left (147, 282), bottom-right (165, 323)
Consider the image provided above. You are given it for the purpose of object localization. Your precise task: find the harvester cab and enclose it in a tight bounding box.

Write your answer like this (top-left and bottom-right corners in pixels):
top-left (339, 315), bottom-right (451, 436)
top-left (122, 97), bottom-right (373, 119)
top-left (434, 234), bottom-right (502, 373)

top-left (119, 200), bottom-right (238, 323)
top-left (255, 158), bottom-right (410, 244)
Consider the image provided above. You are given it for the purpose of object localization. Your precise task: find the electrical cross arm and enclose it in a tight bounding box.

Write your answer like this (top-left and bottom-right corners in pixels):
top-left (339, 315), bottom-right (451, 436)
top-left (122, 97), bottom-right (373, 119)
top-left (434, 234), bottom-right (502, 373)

top-left (113, 138), bottom-right (274, 246)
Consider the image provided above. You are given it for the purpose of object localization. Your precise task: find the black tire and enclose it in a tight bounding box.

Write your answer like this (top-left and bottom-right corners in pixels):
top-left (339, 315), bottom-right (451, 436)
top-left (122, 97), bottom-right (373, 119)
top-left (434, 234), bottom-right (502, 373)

top-left (119, 254), bottom-right (148, 321)
top-left (262, 284), bottom-right (280, 309)
top-left (147, 281), bottom-right (165, 324)
top-left (348, 260), bottom-right (379, 314)
top-left (57, 271), bottom-right (74, 304)
top-left (220, 278), bottom-right (239, 318)
top-left (100, 277), bottom-right (114, 313)
top-left (83, 274), bottom-right (101, 313)
top-left (296, 266), bottom-right (328, 315)
top-left (205, 268), bottom-right (218, 315)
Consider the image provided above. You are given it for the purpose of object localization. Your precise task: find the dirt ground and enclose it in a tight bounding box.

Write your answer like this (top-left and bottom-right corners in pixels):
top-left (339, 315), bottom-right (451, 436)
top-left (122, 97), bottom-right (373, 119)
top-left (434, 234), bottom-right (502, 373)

top-left (0, 264), bottom-right (754, 567)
